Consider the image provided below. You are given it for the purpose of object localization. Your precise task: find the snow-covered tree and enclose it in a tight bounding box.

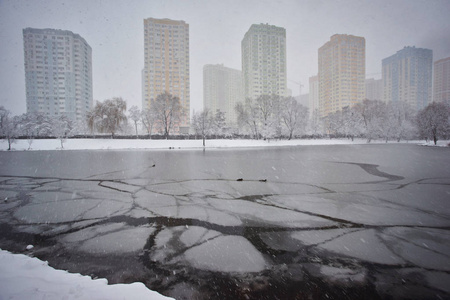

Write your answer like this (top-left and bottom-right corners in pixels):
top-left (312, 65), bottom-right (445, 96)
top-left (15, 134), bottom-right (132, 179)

top-left (151, 92), bottom-right (184, 139)
top-left (341, 106), bottom-right (362, 141)
top-left (87, 97), bottom-right (127, 137)
top-left (353, 100), bottom-right (386, 142)
top-left (72, 119), bottom-right (90, 136)
top-left (255, 94), bottom-right (280, 140)
top-left (280, 97), bottom-right (308, 140)
top-left (52, 115), bottom-right (73, 149)
top-left (235, 95), bottom-right (283, 140)
top-left (211, 109), bottom-right (227, 138)
top-left (389, 101), bottom-right (416, 142)
top-left (416, 101), bottom-right (450, 145)
top-left (235, 99), bottom-right (260, 139)
top-left (0, 106), bottom-right (9, 133)
top-left (308, 109), bottom-right (323, 137)
top-left (128, 105), bottom-right (141, 137)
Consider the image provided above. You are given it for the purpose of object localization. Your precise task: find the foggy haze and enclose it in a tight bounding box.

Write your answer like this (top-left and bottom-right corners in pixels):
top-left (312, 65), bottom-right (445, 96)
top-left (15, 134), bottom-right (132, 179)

top-left (1, 0), bottom-right (449, 115)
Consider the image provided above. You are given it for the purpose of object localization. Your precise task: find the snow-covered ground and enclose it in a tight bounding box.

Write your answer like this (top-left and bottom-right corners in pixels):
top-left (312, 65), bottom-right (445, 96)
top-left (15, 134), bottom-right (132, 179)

top-left (0, 249), bottom-right (173, 300)
top-left (1, 137), bottom-right (448, 151)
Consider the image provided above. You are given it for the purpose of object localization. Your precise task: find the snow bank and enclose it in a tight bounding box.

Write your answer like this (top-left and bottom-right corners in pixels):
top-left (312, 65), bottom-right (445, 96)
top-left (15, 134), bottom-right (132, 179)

top-left (2, 138), bottom-right (444, 151)
top-left (0, 249), bottom-right (173, 300)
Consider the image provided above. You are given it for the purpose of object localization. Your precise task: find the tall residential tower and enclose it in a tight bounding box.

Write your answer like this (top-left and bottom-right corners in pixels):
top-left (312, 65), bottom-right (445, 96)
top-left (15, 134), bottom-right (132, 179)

top-left (365, 78), bottom-right (383, 101)
top-left (382, 46), bottom-right (432, 110)
top-left (23, 28), bottom-right (92, 122)
top-left (318, 34), bottom-right (365, 117)
top-left (241, 23), bottom-right (287, 100)
top-left (142, 18), bottom-right (190, 133)
top-left (203, 64), bottom-right (243, 124)
top-left (433, 57), bottom-right (450, 105)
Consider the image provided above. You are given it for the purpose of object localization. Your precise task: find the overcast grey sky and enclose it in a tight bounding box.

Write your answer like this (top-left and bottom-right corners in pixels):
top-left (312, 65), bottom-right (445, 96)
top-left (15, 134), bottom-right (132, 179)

top-left (1, 0), bottom-right (449, 116)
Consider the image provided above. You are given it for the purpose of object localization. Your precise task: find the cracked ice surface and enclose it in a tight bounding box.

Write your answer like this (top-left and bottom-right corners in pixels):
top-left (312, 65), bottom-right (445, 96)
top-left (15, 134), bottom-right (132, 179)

top-left (0, 144), bottom-right (449, 299)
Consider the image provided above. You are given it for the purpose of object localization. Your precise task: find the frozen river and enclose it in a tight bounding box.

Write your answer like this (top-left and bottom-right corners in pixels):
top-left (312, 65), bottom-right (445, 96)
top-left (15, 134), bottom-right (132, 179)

top-left (0, 144), bottom-right (449, 299)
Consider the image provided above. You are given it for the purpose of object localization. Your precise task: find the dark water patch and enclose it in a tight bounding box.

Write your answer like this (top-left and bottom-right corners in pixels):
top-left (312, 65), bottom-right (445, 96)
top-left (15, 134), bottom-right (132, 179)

top-left (334, 162), bottom-right (405, 182)
top-left (0, 222), bottom-right (55, 251)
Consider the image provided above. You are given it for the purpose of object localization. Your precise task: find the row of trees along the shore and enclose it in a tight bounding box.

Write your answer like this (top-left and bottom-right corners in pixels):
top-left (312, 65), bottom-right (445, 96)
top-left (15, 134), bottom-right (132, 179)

top-left (1, 92), bottom-right (449, 150)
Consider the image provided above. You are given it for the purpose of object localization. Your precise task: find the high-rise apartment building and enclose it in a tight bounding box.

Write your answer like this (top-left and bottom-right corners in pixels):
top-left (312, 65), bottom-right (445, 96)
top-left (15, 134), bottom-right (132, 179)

top-left (142, 18), bottom-right (190, 133)
top-left (203, 64), bottom-right (243, 124)
top-left (382, 46), bottom-right (432, 110)
top-left (241, 23), bottom-right (287, 100)
top-left (318, 34), bottom-right (365, 117)
top-left (433, 57), bottom-right (450, 105)
top-left (23, 28), bottom-right (92, 122)
top-left (365, 78), bottom-right (383, 101)
top-left (308, 75), bottom-right (319, 118)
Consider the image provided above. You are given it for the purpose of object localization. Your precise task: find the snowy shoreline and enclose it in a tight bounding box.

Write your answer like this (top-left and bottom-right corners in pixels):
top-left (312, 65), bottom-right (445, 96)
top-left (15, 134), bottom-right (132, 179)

top-left (0, 249), bottom-right (173, 300)
top-left (1, 138), bottom-right (448, 151)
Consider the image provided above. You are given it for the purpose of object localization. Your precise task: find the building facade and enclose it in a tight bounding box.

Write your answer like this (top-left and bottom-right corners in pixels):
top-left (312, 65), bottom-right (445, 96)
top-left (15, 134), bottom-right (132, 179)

top-left (142, 18), bottom-right (190, 133)
top-left (241, 23), bottom-right (287, 100)
top-left (365, 78), bottom-right (383, 101)
top-left (433, 57), bottom-right (450, 105)
top-left (23, 28), bottom-right (92, 122)
top-left (318, 34), bottom-right (365, 117)
top-left (382, 46), bottom-right (433, 110)
top-left (203, 64), bottom-right (243, 124)
top-left (308, 75), bottom-right (319, 118)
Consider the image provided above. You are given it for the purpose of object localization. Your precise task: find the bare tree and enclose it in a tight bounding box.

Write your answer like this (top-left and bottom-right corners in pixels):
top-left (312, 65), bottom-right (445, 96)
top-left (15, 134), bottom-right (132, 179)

top-left (128, 105), bottom-right (141, 138)
top-left (151, 92), bottom-right (184, 139)
top-left (192, 109), bottom-right (213, 146)
top-left (0, 107), bottom-right (19, 150)
top-left (87, 97), bottom-right (127, 138)
top-left (141, 108), bottom-right (156, 138)
top-left (417, 102), bottom-right (450, 145)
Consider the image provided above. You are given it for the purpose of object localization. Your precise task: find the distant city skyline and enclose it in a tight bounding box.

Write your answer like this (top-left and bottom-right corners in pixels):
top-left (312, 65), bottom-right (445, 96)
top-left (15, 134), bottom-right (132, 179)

top-left (1, 0), bottom-right (450, 116)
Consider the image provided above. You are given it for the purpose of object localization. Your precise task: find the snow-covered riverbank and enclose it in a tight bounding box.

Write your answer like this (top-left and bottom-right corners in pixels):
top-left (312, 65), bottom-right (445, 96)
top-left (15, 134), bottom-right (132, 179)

top-left (2, 138), bottom-right (447, 151)
top-left (0, 249), bottom-right (173, 300)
